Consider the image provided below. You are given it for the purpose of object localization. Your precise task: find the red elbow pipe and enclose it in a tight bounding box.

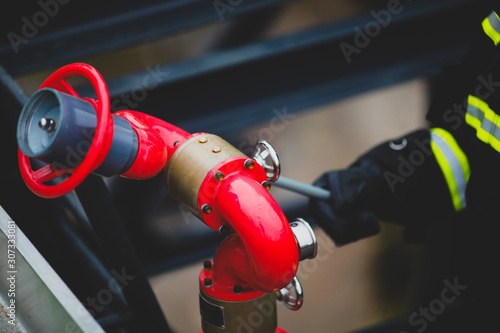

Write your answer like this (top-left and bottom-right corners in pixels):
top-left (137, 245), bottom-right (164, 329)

top-left (199, 166), bottom-right (299, 301)
top-left (212, 174), bottom-right (299, 292)
top-left (114, 110), bottom-right (192, 179)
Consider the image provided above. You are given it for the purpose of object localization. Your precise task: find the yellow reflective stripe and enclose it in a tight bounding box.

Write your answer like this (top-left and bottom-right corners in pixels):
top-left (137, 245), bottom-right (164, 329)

top-left (432, 128), bottom-right (471, 183)
top-left (431, 141), bottom-right (461, 210)
top-left (430, 128), bottom-right (470, 211)
top-left (466, 95), bottom-right (500, 153)
top-left (482, 11), bottom-right (500, 45)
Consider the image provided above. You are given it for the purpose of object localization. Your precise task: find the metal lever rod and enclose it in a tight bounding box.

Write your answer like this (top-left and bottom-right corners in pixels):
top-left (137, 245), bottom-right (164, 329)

top-left (274, 176), bottom-right (331, 200)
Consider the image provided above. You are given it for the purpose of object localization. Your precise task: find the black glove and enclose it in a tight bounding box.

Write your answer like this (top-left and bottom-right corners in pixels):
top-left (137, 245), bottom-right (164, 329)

top-left (309, 169), bottom-right (380, 246)
top-left (309, 130), bottom-right (457, 246)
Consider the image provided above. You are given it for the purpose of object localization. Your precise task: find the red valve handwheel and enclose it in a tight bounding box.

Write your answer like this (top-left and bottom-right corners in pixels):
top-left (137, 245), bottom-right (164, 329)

top-left (18, 63), bottom-right (114, 198)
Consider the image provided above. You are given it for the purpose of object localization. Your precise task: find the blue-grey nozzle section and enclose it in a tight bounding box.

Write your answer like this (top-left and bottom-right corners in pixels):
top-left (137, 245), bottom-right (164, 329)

top-left (17, 88), bottom-right (138, 177)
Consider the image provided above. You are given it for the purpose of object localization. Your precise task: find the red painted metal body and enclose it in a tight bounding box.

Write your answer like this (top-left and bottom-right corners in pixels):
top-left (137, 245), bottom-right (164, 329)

top-left (115, 110), bottom-right (191, 179)
top-left (118, 111), bottom-right (299, 300)
top-left (115, 110), bottom-right (299, 330)
top-left (19, 64), bottom-right (300, 332)
top-left (212, 174), bottom-right (298, 292)
top-left (198, 166), bottom-right (298, 298)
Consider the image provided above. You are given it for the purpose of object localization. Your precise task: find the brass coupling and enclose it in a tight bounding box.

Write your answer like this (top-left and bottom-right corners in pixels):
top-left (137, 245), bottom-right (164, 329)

top-left (165, 134), bottom-right (245, 217)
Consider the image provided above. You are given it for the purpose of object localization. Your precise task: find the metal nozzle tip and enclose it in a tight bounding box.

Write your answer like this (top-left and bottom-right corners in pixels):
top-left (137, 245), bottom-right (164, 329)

top-left (38, 117), bottom-right (56, 134)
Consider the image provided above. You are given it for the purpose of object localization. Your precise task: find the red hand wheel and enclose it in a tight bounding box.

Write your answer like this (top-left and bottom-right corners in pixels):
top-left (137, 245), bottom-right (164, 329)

top-left (18, 63), bottom-right (114, 198)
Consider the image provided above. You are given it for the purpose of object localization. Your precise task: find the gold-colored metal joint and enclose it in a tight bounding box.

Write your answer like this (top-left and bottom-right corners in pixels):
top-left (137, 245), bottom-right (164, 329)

top-left (204, 278), bottom-right (212, 287)
top-left (214, 171), bottom-right (224, 181)
top-left (244, 159), bottom-right (255, 170)
top-left (203, 261), bottom-right (213, 270)
top-left (262, 181), bottom-right (272, 191)
top-left (202, 204), bottom-right (213, 214)
top-left (219, 225), bottom-right (231, 236)
top-left (165, 134), bottom-right (245, 217)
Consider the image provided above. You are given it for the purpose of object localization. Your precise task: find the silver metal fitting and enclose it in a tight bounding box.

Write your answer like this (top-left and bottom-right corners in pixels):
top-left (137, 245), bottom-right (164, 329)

top-left (276, 276), bottom-right (303, 311)
top-left (290, 218), bottom-right (317, 261)
top-left (252, 140), bottom-right (281, 182)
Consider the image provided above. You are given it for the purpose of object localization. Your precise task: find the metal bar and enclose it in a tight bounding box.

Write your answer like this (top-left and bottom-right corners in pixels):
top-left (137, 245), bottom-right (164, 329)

top-left (0, 206), bottom-right (105, 333)
top-left (92, 0), bottom-right (491, 138)
top-left (274, 176), bottom-right (331, 200)
top-left (210, 5), bottom-right (284, 50)
top-left (0, 65), bottom-right (27, 129)
top-left (0, 0), bottom-right (297, 76)
top-left (57, 216), bottom-right (130, 312)
top-left (97, 313), bottom-right (136, 331)
top-left (74, 174), bottom-right (172, 333)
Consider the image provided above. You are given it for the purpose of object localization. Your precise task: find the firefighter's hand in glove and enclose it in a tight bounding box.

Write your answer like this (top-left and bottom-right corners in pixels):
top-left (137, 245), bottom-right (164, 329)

top-left (308, 129), bottom-right (461, 245)
top-left (309, 169), bottom-right (380, 246)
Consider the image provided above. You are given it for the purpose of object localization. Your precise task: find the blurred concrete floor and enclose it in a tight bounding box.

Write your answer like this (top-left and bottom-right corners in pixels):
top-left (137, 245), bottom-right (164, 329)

top-left (149, 79), bottom-right (429, 333)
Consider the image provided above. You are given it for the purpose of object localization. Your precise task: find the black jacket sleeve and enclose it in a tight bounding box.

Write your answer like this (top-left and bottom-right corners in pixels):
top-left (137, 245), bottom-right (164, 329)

top-left (311, 9), bottom-right (500, 245)
top-left (310, 129), bottom-right (456, 244)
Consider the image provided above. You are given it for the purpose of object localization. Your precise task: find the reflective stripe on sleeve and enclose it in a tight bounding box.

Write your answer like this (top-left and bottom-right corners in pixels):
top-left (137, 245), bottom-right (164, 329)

top-left (482, 11), bottom-right (500, 45)
top-left (430, 128), bottom-right (470, 211)
top-left (466, 95), bottom-right (500, 153)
